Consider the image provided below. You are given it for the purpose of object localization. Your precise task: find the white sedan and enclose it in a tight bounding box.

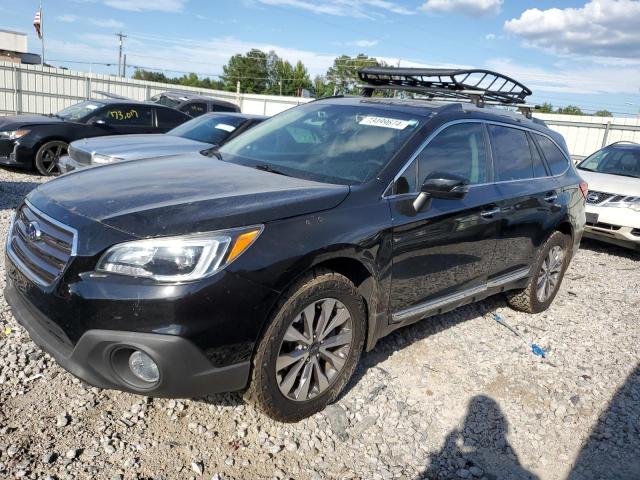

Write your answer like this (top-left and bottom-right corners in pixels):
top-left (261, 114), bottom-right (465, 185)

top-left (576, 141), bottom-right (640, 251)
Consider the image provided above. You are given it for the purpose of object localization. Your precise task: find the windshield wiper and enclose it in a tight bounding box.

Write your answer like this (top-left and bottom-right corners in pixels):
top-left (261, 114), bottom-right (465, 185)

top-left (254, 164), bottom-right (290, 177)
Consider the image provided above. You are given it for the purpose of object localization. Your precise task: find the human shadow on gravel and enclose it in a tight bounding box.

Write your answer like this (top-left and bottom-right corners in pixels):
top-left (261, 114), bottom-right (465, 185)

top-left (418, 395), bottom-right (539, 480)
top-left (567, 364), bottom-right (640, 480)
top-left (579, 237), bottom-right (639, 260)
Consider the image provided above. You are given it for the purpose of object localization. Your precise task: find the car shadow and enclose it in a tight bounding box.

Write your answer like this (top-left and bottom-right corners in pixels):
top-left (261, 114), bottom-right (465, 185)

top-left (341, 294), bottom-right (507, 400)
top-left (567, 363), bottom-right (640, 480)
top-left (579, 237), bottom-right (639, 259)
top-left (417, 395), bottom-right (540, 480)
top-left (0, 180), bottom-right (43, 210)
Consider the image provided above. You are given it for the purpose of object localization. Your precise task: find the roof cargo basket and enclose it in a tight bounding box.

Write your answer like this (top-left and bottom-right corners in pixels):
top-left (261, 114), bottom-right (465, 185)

top-left (358, 67), bottom-right (533, 111)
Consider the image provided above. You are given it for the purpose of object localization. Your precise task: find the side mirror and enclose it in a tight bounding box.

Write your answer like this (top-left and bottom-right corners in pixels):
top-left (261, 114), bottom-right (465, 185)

top-left (413, 172), bottom-right (470, 211)
top-left (88, 118), bottom-right (106, 126)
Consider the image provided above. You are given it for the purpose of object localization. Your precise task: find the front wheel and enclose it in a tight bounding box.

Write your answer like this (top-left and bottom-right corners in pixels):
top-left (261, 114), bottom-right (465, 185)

top-left (245, 270), bottom-right (366, 422)
top-left (506, 231), bottom-right (571, 313)
top-left (35, 140), bottom-right (67, 176)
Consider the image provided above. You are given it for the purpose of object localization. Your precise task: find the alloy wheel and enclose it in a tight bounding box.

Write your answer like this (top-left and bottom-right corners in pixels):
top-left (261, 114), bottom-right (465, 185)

top-left (276, 298), bottom-right (353, 402)
top-left (536, 245), bottom-right (564, 302)
top-left (39, 142), bottom-right (66, 175)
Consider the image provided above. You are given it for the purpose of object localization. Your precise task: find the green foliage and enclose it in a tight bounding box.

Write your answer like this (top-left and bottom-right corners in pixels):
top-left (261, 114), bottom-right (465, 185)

top-left (324, 54), bottom-right (386, 95)
top-left (537, 102), bottom-right (554, 113)
top-left (594, 109), bottom-right (613, 117)
top-left (220, 49), bottom-right (270, 93)
top-left (132, 69), bottom-right (223, 90)
top-left (556, 105), bottom-right (584, 115)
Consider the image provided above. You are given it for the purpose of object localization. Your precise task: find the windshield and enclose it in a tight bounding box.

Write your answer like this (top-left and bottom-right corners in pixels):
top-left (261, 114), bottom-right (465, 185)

top-left (168, 114), bottom-right (247, 145)
top-left (150, 94), bottom-right (180, 108)
top-left (578, 147), bottom-right (640, 179)
top-left (218, 103), bottom-right (424, 185)
top-left (56, 101), bottom-right (105, 121)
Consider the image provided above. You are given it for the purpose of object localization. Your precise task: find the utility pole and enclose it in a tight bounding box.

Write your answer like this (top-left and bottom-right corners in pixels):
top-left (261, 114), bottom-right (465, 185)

top-left (123, 54), bottom-right (127, 78)
top-left (116, 32), bottom-right (127, 77)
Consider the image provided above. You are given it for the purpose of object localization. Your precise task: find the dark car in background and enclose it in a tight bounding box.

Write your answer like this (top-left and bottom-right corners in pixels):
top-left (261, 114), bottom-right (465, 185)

top-left (58, 112), bottom-right (266, 173)
top-left (149, 91), bottom-right (240, 117)
top-left (4, 68), bottom-right (586, 422)
top-left (0, 99), bottom-right (190, 175)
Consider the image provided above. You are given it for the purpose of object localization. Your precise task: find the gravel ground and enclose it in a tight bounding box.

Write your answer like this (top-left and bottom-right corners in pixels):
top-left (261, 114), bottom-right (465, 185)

top-left (1, 168), bottom-right (639, 480)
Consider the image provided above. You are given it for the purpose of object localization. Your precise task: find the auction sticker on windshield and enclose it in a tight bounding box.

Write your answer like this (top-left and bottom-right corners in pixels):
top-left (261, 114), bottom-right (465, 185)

top-left (215, 123), bottom-right (236, 132)
top-left (359, 116), bottom-right (415, 130)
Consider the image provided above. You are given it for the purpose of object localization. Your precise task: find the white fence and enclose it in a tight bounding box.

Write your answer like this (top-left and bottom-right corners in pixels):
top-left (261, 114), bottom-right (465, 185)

top-left (1, 61), bottom-right (639, 159)
top-left (534, 113), bottom-right (640, 159)
top-left (0, 61), bottom-right (311, 117)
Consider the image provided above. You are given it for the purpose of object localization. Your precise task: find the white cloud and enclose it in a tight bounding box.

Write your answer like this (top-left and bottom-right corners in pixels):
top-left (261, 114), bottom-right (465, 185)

top-left (486, 57), bottom-right (640, 96)
top-left (256, 0), bottom-right (415, 18)
top-left (421, 0), bottom-right (502, 16)
top-left (89, 18), bottom-right (125, 28)
top-left (504, 0), bottom-right (640, 60)
top-left (57, 14), bottom-right (78, 22)
top-left (347, 39), bottom-right (379, 47)
top-left (102, 0), bottom-right (188, 12)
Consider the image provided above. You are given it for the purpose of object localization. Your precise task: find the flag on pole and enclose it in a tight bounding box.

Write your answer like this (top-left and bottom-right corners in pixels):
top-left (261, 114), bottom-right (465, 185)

top-left (34, 9), bottom-right (43, 39)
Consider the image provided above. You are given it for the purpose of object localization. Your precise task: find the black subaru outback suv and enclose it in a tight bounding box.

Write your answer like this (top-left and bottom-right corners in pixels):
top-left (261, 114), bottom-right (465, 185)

top-left (4, 68), bottom-right (586, 421)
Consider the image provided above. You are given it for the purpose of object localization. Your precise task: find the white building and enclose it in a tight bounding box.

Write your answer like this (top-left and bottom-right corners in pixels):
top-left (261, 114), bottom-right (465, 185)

top-left (0, 29), bottom-right (39, 64)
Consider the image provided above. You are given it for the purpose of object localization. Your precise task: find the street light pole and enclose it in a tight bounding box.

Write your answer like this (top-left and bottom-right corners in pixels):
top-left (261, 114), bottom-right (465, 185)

top-left (116, 32), bottom-right (127, 77)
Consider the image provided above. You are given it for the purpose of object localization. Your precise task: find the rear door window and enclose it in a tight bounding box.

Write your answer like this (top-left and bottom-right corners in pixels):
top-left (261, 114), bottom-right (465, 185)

top-left (180, 102), bottom-right (207, 117)
top-left (488, 125), bottom-right (534, 182)
top-left (157, 107), bottom-right (189, 129)
top-left (528, 133), bottom-right (549, 178)
top-left (535, 134), bottom-right (569, 176)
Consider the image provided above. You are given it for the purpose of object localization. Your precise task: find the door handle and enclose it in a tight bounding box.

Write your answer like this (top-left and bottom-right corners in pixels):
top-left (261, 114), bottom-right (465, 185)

top-left (480, 207), bottom-right (501, 218)
top-left (544, 193), bottom-right (558, 203)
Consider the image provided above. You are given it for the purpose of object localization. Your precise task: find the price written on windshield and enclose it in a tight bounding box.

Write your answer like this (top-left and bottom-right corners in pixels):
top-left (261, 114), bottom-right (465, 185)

top-left (107, 109), bottom-right (139, 121)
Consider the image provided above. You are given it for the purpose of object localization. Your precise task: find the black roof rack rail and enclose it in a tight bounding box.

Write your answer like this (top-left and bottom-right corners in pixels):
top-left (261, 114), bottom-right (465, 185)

top-left (358, 67), bottom-right (532, 109)
top-left (92, 90), bottom-right (130, 100)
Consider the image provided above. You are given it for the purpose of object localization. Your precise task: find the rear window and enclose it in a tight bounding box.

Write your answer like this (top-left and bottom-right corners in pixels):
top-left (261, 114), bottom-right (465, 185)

top-left (535, 134), bottom-right (569, 176)
top-left (488, 125), bottom-right (534, 182)
top-left (219, 103), bottom-right (424, 185)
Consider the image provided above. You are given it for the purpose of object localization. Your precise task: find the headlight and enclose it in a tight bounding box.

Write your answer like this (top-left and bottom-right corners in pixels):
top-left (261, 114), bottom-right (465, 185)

top-left (92, 153), bottom-right (123, 164)
top-left (0, 129), bottom-right (30, 140)
top-left (604, 196), bottom-right (640, 212)
top-left (97, 226), bottom-right (263, 282)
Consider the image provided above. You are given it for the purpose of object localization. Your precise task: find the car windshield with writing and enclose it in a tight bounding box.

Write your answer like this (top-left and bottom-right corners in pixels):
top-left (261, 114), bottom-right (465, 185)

top-left (168, 114), bottom-right (246, 145)
top-left (56, 101), bottom-right (105, 121)
top-left (218, 103), bottom-right (423, 185)
top-left (578, 147), bottom-right (640, 179)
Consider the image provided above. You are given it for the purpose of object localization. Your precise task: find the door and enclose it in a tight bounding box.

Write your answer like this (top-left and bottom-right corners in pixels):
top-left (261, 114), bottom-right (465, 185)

top-left (90, 104), bottom-right (155, 135)
top-left (388, 122), bottom-right (502, 317)
top-left (487, 125), bottom-right (562, 277)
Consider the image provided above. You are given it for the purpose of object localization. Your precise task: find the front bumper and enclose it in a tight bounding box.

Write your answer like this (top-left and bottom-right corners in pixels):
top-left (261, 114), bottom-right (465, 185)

top-left (0, 138), bottom-right (33, 168)
top-left (57, 155), bottom-right (81, 174)
top-left (584, 205), bottom-right (640, 251)
top-left (4, 280), bottom-right (251, 397)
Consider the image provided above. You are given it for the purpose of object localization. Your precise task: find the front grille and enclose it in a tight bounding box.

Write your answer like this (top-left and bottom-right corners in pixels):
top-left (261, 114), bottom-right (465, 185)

top-left (632, 229), bottom-right (640, 237)
top-left (590, 222), bottom-right (622, 231)
top-left (7, 202), bottom-right (76, 286)
top-left (67, 144), bottom-right (92, 165)
top-left (586, 190), bottom-right (614, 205)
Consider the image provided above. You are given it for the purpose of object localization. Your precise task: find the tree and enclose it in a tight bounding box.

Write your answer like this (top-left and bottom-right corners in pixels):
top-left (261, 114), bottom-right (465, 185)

top-left (557, 105), bottom-right (584, 115)
top-left (220, 49), bottom-right (270, 93)
top-left (538, 102), bottom-right (554, 113)
top-left (312, 75), bottom-right (334, 98)
top-left (594, 109), bottom-right (613, 117)
top-left (325, 54), bottom-right (386, 95)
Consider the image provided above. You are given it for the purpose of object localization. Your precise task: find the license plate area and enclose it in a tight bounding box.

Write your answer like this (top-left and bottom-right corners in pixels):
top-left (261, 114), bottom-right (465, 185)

top-left (586, 212), bottom-right (599, 226)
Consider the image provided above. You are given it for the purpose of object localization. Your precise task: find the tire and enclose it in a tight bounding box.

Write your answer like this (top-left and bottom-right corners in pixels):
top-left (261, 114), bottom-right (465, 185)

top-left (35, 140), bottom-right (67, 176)
top-left (245, 269), bottom-right (366, 422)
top-left (506, 231), bottom-right (571, 314)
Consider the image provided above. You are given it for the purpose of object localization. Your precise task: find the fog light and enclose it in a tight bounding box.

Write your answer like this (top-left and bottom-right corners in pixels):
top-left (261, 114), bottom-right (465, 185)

top-left (128, 351), bottom-right (159, 383)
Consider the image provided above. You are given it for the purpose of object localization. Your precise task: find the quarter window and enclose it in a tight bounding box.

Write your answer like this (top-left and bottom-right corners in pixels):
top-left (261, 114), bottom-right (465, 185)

top-left (488, 125), bottom-right (534, 182)
top-left (536, 135), bottom-right (569, 176)
top-left (180, 102), bottom-right (208, 117)
top-left (417, 123), bottom-right (489, 187)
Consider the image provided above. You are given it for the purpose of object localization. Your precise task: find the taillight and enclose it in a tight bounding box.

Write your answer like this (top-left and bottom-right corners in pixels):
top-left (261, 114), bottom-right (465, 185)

top-left (579, 182), bottom-right (588, 199)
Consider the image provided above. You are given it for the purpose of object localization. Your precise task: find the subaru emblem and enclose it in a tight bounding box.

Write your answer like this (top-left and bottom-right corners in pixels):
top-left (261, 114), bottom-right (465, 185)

top-left (26, 221), bottom-right (42, 242)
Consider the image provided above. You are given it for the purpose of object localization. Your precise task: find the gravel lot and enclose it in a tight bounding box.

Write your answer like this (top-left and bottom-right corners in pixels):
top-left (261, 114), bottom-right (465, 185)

top-left (1, 168), bottom-right (639, 480)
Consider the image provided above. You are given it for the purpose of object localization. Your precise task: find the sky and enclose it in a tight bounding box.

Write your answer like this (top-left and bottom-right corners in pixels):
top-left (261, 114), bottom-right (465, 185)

top-left (1, 0), bottom-right (640, 116)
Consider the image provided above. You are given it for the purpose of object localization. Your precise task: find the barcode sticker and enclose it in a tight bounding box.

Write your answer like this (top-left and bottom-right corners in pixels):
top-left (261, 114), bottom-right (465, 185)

top-left (359, 116), bottom-right (413, 130)
top-left (215, 123), bottom-right (236, 132)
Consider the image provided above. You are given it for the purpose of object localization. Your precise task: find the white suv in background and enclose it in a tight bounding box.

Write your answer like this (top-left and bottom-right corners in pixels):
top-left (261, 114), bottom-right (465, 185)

top-left (577, 141), bottom-right (640, 251)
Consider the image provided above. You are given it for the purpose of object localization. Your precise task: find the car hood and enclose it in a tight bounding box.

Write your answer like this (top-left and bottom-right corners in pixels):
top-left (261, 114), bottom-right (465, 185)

top-left (30, 154), bottom-right (350, 238)
top-left (578, 169), bottom-right (640, 197)
top-left (72, 134), bottom-right (212, 160)
top-left (0, 114), bottom-right (64, 130)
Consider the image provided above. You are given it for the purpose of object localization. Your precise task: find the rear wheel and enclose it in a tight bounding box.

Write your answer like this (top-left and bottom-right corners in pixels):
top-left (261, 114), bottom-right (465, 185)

top-left (245, 270), bottom-right (366, 422)
top-left (506, 231), bottom-right (570, 313)
top-left (35, 140), bottom-right (67, 176)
